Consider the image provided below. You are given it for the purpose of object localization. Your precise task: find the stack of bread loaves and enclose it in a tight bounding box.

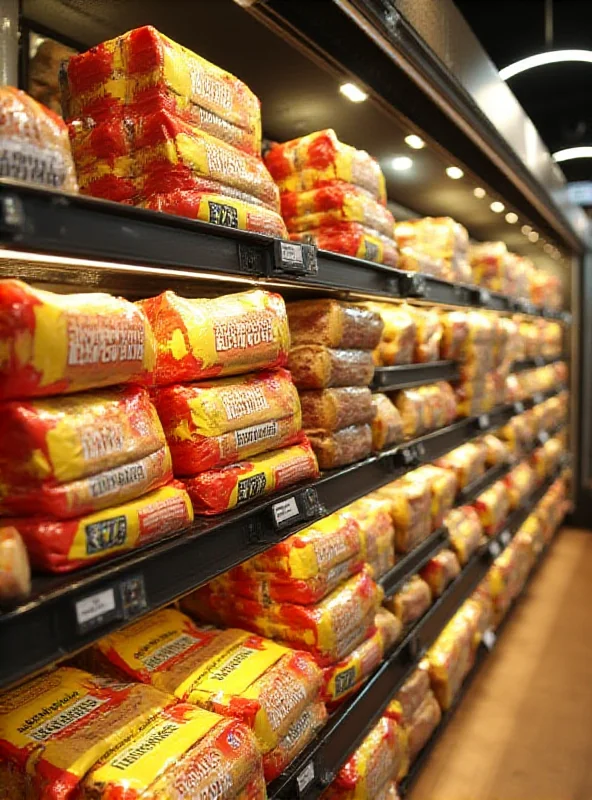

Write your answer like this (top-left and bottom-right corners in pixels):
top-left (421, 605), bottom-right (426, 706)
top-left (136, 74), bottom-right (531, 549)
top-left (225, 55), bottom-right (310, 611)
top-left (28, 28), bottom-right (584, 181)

top-left (265, 129), bottom-right (399, 265)
top-left (61, 26), bottom-right (286, 237)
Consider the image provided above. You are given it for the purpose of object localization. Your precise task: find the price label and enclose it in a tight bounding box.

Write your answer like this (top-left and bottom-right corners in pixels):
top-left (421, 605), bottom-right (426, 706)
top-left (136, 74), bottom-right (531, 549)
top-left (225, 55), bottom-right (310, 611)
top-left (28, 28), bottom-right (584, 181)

top-left (535, 356), bottom-right (545, 367)
top-left (482, 629), bottom-right (497, 650)
top-left (500, 529), bottom-right (511, 545)
top-left (297, 762), bottom-right (315, 793)
top-left (274, 240), bottom-right (317, 275)
top-left (514, 401), bottom-right (525, 414)
top-left (533, 392), bottom-right (544, 405)
top-left (479, 288), bottom-right (491, 305)
top-left (478, 414), bottom-right (490, 430)
top-left (272, 496), bottom-right (300, 527)
top-left (75, 588), bottom-right (116, 628)
top-left (538, 430), bottom-right (550, 444)
top-left (489, 540), bottom-right (501, 558)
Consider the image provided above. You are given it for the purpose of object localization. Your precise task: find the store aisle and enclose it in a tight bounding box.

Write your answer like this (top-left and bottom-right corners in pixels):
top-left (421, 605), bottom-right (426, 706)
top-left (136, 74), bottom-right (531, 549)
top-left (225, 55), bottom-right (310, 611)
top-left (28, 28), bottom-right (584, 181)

top-left (411, 527), bottom-right (592, 800)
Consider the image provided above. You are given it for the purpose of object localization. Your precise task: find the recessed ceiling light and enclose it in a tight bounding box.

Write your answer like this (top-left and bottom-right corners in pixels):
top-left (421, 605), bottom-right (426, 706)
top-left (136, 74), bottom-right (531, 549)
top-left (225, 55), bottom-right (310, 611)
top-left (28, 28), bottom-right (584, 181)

top-left (505, 212), bottom-right (518, 224)
top-left (446, 166), bottom-right (464, 179)
top-left (339, 82), bottom-right (368, 102)
top-left (490, 201), bottom-right (505, 213)
top-left (528, 231), bottom-right (539, 242)
top-left (474, 187), bottom-right (486, 198)
top-left (405, 134), bottom-right (425, 149)
top-left (521, 224), bottom-right (532, 235)
top-left (392, 156), bottom-right (413, 171)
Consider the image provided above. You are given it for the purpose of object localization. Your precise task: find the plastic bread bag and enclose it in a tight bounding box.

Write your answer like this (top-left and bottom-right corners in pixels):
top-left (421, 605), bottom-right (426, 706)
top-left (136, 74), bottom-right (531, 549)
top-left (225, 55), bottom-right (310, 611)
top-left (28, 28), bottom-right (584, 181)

top-left (152, 368), bottom-right (302, 475)
top-left (0, 279), bottom-right (155, 400)
top-left (287, 299), bottom-right (384, 350)
top-left (206, 554), bottom-right (363, 606)
top-left (5, 481), bottom-right (193, 572)
top-left (396, 245), bottom-right (448, 279)
top-left (426, 613), bottom-right (475, 710)
top-left (434, 441), bottom-right (488, 489)
top-left (364, 302), bottom-right (416, 366)
top-left (0, 86), bottom-right (78, 192)
top-left (82, 703), bottom-right (264, 800)
top-left (371, 393), bottom-right (404, 450)
top-left (411, 464), bottom-right (458, 530)
top-left (61, 26), bottom-right (262, 154)
top-left (282, 184), bottom-right (395, 237)
top-left (343, 496), bottom-right (395, 579)
top-left (444, 505), bottom-right (484, 566)
top-left (391, 386), bottom-right (429, 439)
top-left (439, 310), bottom-right (469, 360)
top-left (141, 190), bottom-right (287, 237)
top-left (0, 385), bottom-right (165, 491)
top-left (321, 716), bottom-right (405, 800)
top-left (262, 702), bottom-right (327, 782)
top-left (265, 129), bottom-right (387, 204)
top-left (0, 527), bottom-right (31, 603)
top-left (308, 424), bottom-right (373, 469)
top-left (497, 414), bottom-right (533, 456)
top-left (394, 667), bottom-right (432, 724)
top-left (469, 241), bottom-right (508, 293)
top-left (419, 548), bottom-right (461, 598)
top-left (0, 443), bottom-right (173, 519)
top-left (375, 606), bottom-right (403, 651)
top-left (291, 223), bottom-right (399, 267)
top-left (504, 461), bottom-right (536, 510)
top-left (183, 439), bottom-right (319, 515)
top-left (420, 381), bottom-right (457, 430)
top-left (0, 666), bottom-right (176, 800)
top-left (406, 690), bottom-right (442, 761)
top-left (394, 217), bottom-right (469, 282)
top-left (472, 480), bottom-right (510, 537)
top-left (481, 433), bottom-right (510, 467)
top-left (189, 568), bottom-right (383, 667)
top-left (373, 475), bottom-right (432, 553)
top-left (384, 575), bottom-right (432, 626)
top-left (139, 289), bottom-right (289, 386)
top-left (300, 386), bottom-right (375, 432)
top-left (321, 626), bottom-right (385, 706)
top-left (288, 346), bottom-right (375, 389)
top-left (407, 306), bottom-right (443, 363)
top-left (93, 609), bottom-right (322, 754)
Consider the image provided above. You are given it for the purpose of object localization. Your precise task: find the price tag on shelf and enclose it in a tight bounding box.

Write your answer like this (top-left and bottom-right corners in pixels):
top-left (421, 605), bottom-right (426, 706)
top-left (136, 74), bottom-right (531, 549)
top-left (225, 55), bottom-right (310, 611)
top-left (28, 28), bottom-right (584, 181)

top-left (489, 540), bottom-right (501, 558)
top-left (513, 401), bottom-right (525, 414)
top-left (274, 240), bottom-right (318, 275)
top-left (538, 430), bottom-right (550, 444)
top-left (478, 414), bottom-right (490, 430)
top-left (75, 588), bottom-right (116, 632)
top-left (479, 288), bottom-right (491, 305)
top-left (500, 529), bottom-right (511, 546)
top-left (482, 629), bottom-right (497, 650)
top-left (534, 356), bottom-right (545, 367)
top-left (272, 496), bottom-right (300, 527)
top-left (533, 392), bottom-right (544, 405)
top-left (297, 762), bottom-right (315, 794)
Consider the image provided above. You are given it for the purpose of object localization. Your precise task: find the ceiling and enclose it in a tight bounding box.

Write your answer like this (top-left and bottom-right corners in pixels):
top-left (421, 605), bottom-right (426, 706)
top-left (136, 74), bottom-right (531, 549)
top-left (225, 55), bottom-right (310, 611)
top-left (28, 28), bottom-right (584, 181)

top-left (456, 0), bottom-right (592, 187)
top-left (20, 0), bottom-right (570, 270)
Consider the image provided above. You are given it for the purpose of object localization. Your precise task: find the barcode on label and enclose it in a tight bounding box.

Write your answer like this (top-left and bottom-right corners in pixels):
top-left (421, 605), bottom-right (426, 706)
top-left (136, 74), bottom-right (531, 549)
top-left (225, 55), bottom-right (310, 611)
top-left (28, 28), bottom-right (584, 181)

top-left (489, 541), bottom-right (501, 558)
top-left (297, 762), bottom-right (315, 793)
top-left (483, 629), bottom-right (496, 650)
top-left (273, 496), bottom-right (300, 527)
top-left (281, 241), bottom-right (304, 264)
top-left (75, 588), bottom-right (116, 626)
top-left (500, 530), bottom-right (511, 545)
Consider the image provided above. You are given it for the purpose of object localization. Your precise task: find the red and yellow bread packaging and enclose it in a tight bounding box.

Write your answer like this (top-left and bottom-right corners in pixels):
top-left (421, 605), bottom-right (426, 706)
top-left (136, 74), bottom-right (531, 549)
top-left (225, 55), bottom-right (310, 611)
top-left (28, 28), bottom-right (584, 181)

top-left (183, 439), bottom-right (319, 515)
top-left (321, 609), bottom-right (401, 707)
top-left (385, 667), bottom-right (431, 726)
top-left (370, 393), bottom-right (404, 452)
top-left (343, 495), bottom-right (395, 580)
top-left (444, 505), bottom-right (484, 566)
top-left (0, 385), bottom-right (170, 517)
top-left (138, 289), bottom-right (290, 386)
top-left (61, 26), bottom-right (262, 155)
top-left (384, 576), bottom-right (432, 626)
top-left (4, 481), bottom-right (193, 572)
top-left (0, 527), bottom-right (30, 603)
top-left (92, 608), bottom-right (322, 755)
top-left (262, 702), bottom-right (327, 782)
top-left (472, 480), bottom-right (510, 537)
top-left (410, 464), bottom-right (458, 530)
top-left (0, 86), bottom-right (78, 192)
top-left (0, 666), bottom-right (265, 800)
top-left (151, 368), bottom-right (302, 475)
top-left (372, 475), bottom-right (432, 553)
top-left (0, 279), bottom-right (155, 400)
top-left (291, 223), bottom-right (398, 267)
top-left (281, 185), bottom-right (395, 238)
top-left (504, 461), bottom-right (536, 510)
top-left (185, 568), bottom-right (383, 667)
top-left (265, 129), bottom-right (387, 205)
top-left (435, 441), bottom-right (487, 490)
top-left (299, 387), bottom-right (375, 433)
top-left (287, 299), bottom-right (384, 350)
top-left (321, 716), bottom-right (407, 799)
top-left (365, 302), bottom-right (416, 367)
top-left (419, 549), bottom-right (461, 598)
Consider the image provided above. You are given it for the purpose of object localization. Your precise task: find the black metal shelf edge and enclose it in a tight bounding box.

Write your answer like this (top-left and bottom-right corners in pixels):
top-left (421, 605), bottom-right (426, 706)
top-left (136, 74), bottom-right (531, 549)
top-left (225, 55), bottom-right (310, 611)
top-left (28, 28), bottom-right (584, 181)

top-left (371, 361), bottom-right (460, 391)
top-left (0, 182), bottom-right (571, 318)
top-left (511, 355), bottom-right (566, 373)
top-left (269, 469), bottom-right (563, 799)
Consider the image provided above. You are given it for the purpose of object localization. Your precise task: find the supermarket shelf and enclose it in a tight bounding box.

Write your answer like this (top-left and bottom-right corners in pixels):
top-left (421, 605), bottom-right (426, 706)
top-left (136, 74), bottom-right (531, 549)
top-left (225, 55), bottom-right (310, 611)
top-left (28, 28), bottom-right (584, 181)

top-left (511, 355), bottom-right (566, 373)
top-left (371, 361), bottom-right (460, 391)
top-left (0, 388), bottom-right (564, 689)
top-left (268, 469), bottom-right (563, 799)
top-left (0, 181), bottom-right (569, 318)
top-left (457, 461), bottom-right (511, 505)
top-left (399, 532), bottom-right (559, 798)
top-left (379, 527), bottom-right (449, 598)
